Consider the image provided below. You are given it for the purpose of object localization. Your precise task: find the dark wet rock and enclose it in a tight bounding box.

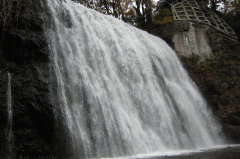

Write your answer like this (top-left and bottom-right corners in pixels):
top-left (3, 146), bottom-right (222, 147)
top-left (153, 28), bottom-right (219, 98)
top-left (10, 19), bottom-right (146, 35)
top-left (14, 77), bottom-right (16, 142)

top-left (0, 0), bottom-right (72, 158)
top-left (180, 41), bottom-right (240, 143)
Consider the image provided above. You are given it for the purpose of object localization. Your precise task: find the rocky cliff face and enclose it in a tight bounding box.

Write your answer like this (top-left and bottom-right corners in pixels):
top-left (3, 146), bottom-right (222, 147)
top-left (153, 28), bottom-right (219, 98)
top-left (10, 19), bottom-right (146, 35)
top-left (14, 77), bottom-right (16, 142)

top-left (149, 21), bottom-right (240, 143)
top-left (0, 0), bottom-right (72, 158)
top-left (180, 41), bottom-right (240, 143)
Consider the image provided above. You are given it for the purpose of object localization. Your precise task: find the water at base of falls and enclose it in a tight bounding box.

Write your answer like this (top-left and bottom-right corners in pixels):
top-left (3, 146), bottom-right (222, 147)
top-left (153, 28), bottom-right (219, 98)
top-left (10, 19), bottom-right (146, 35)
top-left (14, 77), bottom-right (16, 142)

top-left (108, 144), bottom-right (240, 159)
top-left (44, 0), bottom-right (224, 158)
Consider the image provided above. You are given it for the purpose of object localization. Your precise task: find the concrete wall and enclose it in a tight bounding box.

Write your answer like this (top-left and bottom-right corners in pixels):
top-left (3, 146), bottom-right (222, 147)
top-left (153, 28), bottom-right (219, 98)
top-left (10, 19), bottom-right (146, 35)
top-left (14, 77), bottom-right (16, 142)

top-left (172, 22), bottom-right (212, 61)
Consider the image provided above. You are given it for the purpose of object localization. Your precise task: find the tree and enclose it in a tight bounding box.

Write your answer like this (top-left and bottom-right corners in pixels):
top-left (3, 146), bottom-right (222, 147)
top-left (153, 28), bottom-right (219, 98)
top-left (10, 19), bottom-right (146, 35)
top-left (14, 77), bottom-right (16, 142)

top-left (221, 0), bottom-right (240, 39)
top-left (221, 0), bottom-right (240, 13)
top-left (209, 0), bottom-right (222, 12)
top-left (73, 0), bottom-right (155, 27)
top-left (133, 0), bottom-right (154, 28)
top-left (144, 0), bottom-right (154, 24)
top-left (153, 0), bottom-right (173, 25)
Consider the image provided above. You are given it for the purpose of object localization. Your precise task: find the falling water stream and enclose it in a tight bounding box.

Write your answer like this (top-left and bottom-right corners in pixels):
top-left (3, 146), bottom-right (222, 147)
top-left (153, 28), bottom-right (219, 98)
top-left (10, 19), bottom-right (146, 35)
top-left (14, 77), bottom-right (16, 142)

top-left (44, 0), bottom-right (224, 158)
top-left (6, 72), bottom-right (13, 154)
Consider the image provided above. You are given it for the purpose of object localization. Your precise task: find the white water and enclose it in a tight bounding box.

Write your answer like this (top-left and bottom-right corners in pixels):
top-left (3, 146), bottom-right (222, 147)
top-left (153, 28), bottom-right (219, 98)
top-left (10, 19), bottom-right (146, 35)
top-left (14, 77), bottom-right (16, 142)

top-left (6, 72), bottom-right (13, 154)
top-left (44, 0), bottom-right (224, 158)
top-left (103, 144), bottom-right (240, 159)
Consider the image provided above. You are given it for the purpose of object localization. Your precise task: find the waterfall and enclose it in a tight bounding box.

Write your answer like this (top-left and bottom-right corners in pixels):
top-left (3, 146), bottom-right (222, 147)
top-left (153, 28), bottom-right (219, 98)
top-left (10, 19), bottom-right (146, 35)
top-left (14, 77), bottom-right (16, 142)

top-left (44, 0), bottom-right (224, 158)
top-left (6, 72), bottom-right (13, 154)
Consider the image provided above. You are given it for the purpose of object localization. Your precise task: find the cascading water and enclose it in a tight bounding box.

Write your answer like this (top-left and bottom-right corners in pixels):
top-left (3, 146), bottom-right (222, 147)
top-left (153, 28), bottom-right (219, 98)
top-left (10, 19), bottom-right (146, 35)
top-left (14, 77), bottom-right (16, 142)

top-left (6, 72), bottom-right (13, 154)
top-left (44, 0), bottom-right (224, 158)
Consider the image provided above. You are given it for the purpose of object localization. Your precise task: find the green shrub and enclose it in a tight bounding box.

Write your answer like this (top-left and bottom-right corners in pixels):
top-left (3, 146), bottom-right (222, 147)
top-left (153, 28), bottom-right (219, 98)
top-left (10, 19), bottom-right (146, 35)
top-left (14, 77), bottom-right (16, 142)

top-left (154, 8), bottom-right (173, 25)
